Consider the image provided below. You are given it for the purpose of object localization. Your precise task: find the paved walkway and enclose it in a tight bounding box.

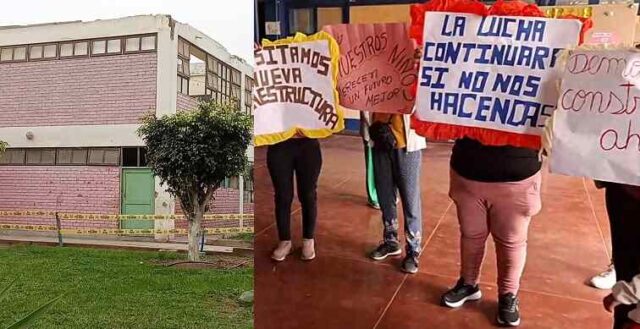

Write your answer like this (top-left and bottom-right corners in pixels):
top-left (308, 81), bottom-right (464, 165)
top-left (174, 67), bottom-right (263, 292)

top-left (254, 135), bottom-right (613, 329)
top-left (0, 234), bottom-right (247, 254)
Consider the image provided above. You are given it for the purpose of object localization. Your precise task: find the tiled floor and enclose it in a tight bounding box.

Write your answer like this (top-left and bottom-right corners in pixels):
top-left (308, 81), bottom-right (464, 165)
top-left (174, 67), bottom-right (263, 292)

top-left (254, 135), bottom-right (613, 329)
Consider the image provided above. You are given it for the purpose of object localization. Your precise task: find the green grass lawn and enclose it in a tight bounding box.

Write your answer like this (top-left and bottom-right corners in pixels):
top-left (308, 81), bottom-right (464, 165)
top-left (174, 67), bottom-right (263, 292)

top-left (0, 245), bottom-right (253, 329)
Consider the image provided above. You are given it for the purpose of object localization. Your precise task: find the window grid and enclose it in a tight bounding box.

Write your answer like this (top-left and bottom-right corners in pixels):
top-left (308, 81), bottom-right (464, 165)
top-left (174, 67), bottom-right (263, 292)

top-left (205, 55), bottom-right (241, 109)
top-left (177, 38), bottom-right (191, 95)
top-left (0, 45), bottom-right (27, 63)
top-left (0, 34), bottom-right (157, 64)
top-left (0, 147), bottom-right (131, 166)
top-left (244, 76), bottom-right (254, 115)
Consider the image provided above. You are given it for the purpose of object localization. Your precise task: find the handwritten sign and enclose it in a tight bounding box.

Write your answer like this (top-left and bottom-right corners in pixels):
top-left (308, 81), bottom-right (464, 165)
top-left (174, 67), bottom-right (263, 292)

top-left (414, 12), bottom-right (581, 148)
top-left (322, 23), bottom-right (417, 114)
top-left (253, 32), bottom-right (344, 146)
top-left (550, 49), bottom-right (640, 186)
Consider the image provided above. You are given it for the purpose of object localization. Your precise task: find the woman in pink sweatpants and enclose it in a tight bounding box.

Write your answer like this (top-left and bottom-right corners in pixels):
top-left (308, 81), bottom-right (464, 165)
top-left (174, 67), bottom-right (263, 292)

top-left (441, 137), bottom-right (543, 327)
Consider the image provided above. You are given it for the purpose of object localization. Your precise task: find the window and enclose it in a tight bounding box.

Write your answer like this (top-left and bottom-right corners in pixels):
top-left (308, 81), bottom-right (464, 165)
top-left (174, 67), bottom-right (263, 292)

top-left (91, 38), bottom-right (121, 55)
top-left (87, 148), bottom-right (120, 165)
top-left (177, 38), bottom-right (191, 95)
top-left (0, 148), bottom-right (159, 166)
top-left (0, 46), bottom-right (27, 62)
top-left (141, 36), bottom-right (156, 51)
top-left (125, 37), bottom-right (140, 52)
top-left (60, 43), bottom-right (74, 57)
top-left (0, 149), bottom-right (26, 165)
top-left (177, 58), bottom-right (190, 76)
top-left (107, 39), bottom-right (121, 54)
top-left (178, 38), bottom-right (190, 58)
top-left (206, 55), bottom-right (241, 109)
top-left (60, 41), bottom-right (89, 58)
top-left (25, 149), bottom-right (56, 165)
top-left (43, 44), bottom-right (57, 58)
top-left (178, 76), bottom-right (189, 94)
top-left (2, 34), bottom-right (157, 65)
top-left (56, 148), bottom-right (88, 165)
top-left (29, 44), bottom-right (57, 60)
top-left (231, 69), bottom-right (241, 102)
top-left (75, 42), bottom-right (88, 56)
top-left (124, 35), bottom-right (156, 53)
top-left (31, 44), bottom-right (57, 59)
top-left (122, 147), bottom-right (148, 167)
top-left (244, 164), bottom-right (254, 203)
top-left (91, 40), bottom-right (106, 55)
top-left (223, 176), bottom-right (240, 189)
top-left (289, 8), bottom-right (315, 34)
top-left (244, 76), bottom-right (254, 115)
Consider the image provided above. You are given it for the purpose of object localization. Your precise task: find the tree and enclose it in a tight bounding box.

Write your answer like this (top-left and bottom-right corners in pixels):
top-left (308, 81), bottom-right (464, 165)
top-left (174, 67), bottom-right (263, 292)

top-left (138, 101), bottom-right (252, 261)
top-left (0, 140), bottom-right (6, 154)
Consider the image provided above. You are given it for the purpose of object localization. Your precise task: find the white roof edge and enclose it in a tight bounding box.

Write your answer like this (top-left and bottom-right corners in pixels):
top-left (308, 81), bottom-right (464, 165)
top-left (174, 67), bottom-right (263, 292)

top-left (175, 21), bottom-right (253, 74)
top-left (0, 15), bottom-right (170, 46)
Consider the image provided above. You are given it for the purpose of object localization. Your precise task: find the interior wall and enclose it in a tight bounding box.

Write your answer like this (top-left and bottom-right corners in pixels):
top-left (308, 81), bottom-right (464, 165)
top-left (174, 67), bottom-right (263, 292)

top-left (544, 3), bottom-right (638, 46)
top-left (317, 7), bottom-right (343, 30)
top-left (349, 4), bottom-right (411, 24)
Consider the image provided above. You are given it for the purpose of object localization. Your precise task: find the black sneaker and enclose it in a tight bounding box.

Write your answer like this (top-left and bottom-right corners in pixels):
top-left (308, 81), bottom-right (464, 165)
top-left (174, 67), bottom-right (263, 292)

top-left (401, 255), bottom-right (419, 274)
top-left (441, 278), bottom-right (482, 308)
top-left (369, 242), bottom-right (401, 261)
top-left (497, 293), bottom-right (521, 327)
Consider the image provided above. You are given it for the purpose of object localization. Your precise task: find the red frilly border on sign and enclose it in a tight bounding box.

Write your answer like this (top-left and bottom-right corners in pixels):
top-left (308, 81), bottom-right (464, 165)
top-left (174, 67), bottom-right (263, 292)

top-left (409, 0), bottom-right (592, 149)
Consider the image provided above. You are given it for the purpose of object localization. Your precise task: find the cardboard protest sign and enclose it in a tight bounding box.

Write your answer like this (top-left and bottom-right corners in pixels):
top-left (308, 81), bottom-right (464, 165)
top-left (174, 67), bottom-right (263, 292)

top-left (253, 32), bottom-right (344, 147)
top-left (322, 23), bottom-right (417, 114)
top-left (413, 12), bottom-right (581, 148)
top-left (550, 49), bottom-right (640, 186)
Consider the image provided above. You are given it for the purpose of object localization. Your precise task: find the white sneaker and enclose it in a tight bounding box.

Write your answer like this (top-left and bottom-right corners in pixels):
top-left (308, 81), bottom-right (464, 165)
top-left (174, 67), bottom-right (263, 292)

top-left (590, 264), bottom-right (616, 290)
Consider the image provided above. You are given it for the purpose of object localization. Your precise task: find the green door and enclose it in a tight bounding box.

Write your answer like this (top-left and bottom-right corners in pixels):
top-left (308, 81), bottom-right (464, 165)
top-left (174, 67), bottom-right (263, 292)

top-left (121, 168), bottom-right (155, 229)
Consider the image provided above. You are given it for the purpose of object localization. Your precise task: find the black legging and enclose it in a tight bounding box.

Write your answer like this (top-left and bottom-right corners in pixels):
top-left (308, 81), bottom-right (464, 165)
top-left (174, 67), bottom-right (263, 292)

top-left (607, 185), bottom-right (640, 329)
top-left (267, 138), bottom-right (322, 241)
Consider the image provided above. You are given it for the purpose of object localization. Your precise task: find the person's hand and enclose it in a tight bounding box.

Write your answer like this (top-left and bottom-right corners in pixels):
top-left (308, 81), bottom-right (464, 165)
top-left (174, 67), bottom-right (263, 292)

top-left (414, 46), bottom-right (422, 60)
top-left (603, 293), bottom-right (621, 313)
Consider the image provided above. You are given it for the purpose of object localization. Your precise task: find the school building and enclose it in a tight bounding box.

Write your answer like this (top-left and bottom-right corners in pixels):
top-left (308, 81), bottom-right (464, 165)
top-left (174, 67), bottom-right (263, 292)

top-left (0, 15), bottom-right (254, 233)
top-left (256, 0), bottom-right (640, 132)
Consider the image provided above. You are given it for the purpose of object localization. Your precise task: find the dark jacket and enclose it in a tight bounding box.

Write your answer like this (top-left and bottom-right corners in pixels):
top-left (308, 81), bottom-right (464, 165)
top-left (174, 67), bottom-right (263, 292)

top-left (595, 181), bottom-right (640, 200)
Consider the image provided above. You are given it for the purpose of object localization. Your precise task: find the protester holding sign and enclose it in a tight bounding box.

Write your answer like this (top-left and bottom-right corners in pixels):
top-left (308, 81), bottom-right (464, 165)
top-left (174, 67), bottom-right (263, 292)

top-left (253, 32), bottom-right (343, 262)
top-left (323, 23), bottom-right (419, 211)
top-left (601, 181), bottom-right (640, 329)
top-left (546, 114), bottom-right (640, 329)
top-left (542, 51), bottom-right (640, 329)
top-left (411, 2), bottom-right (582, 149)
top-left (409, 0), bottom-right (587, 326)
top-left (366, 110), bottom-right (426, 274)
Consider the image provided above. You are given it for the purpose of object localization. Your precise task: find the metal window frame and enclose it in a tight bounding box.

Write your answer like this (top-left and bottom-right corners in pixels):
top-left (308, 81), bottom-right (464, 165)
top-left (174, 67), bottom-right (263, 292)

top-left (0, 45), bottom-right (28, 63)
top-left (24, 148), bottom-right (57, 166)
top-left (0, 33), bottom-right (159, 66)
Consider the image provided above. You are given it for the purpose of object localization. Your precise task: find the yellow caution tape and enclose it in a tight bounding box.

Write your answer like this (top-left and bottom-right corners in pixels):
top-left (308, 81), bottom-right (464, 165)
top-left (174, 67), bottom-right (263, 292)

top-left (59, 227), bottom-right (254, 235)
top-left (0, 210), bottom-right (56, 217)
top-left (0, 210), bottom-right (254, 222)
top-left (0, 224), bottom-right (57, 231)
top-left (58, 213), bottom-right (254, 221)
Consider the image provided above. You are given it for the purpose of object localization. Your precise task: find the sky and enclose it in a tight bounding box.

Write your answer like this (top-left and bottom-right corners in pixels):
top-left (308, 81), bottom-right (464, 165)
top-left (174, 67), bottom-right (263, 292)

top-left (0, 0), bottom-right (254, 63)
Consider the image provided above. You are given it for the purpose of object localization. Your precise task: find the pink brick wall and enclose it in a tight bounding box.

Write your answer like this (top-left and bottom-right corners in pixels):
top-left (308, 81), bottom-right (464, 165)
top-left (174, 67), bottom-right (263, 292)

top-left (0, 166), bottom-right (120, 229)
top-left (176, 93), bottom-right (199, 111)
top-left (0, 53), bottom-right (157, 127)
top-left (175, 187), bottom-right (254, 214)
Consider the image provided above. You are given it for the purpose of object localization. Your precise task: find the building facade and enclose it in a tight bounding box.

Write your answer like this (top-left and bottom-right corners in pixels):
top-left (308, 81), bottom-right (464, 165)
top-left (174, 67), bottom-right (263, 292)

top-left (0, 15), bottom-right (254, 233)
